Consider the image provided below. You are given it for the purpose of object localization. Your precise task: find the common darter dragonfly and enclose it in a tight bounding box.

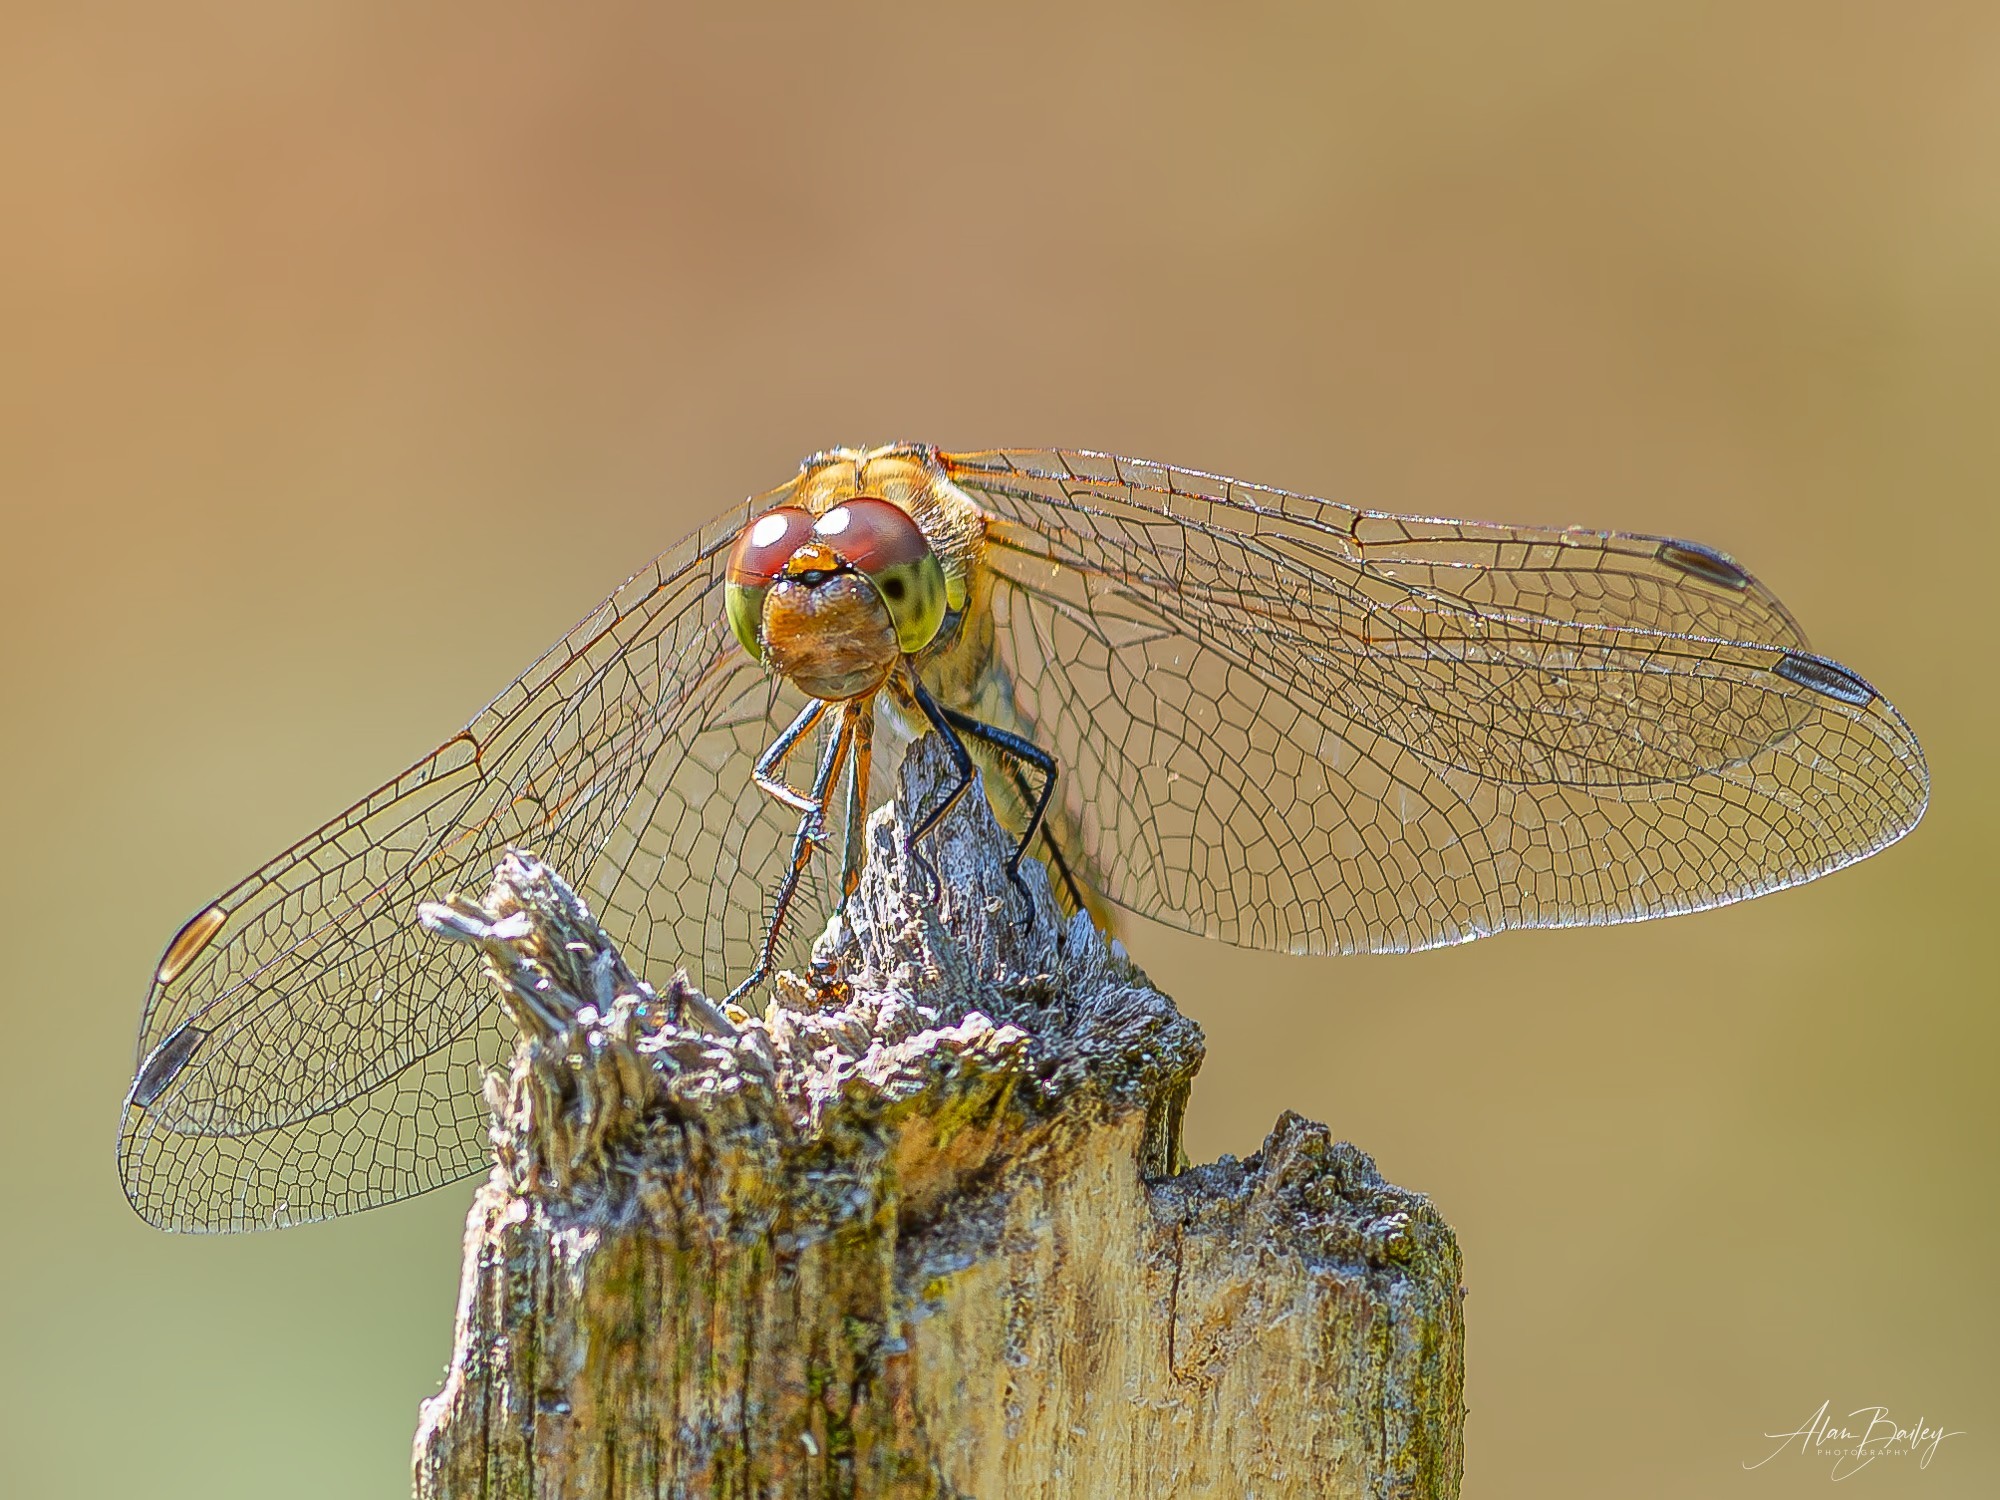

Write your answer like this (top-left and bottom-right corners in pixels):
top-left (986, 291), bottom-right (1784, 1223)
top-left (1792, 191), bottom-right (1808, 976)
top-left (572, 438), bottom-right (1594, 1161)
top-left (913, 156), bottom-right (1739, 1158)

top-left (119, 445), bottom-right (1928, 1231)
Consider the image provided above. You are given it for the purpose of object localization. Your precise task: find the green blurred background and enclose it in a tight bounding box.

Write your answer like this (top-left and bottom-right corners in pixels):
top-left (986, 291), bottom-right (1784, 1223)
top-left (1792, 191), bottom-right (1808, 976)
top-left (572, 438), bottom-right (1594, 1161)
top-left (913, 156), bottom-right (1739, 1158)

top-left (3, 3), bottom-right (1993, 1496)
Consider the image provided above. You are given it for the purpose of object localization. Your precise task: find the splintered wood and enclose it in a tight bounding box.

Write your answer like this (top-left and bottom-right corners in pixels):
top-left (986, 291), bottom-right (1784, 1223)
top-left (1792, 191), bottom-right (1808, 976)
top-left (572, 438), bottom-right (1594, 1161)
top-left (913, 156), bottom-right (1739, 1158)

top-left (413, 736), bottom-right (1464, 1499)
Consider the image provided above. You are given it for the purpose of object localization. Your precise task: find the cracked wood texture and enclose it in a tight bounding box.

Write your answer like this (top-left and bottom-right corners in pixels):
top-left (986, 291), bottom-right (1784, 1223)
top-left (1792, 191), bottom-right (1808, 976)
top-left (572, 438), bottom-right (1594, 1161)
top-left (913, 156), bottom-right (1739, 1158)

top-left (411, 735), bottom-right (1465, 1499)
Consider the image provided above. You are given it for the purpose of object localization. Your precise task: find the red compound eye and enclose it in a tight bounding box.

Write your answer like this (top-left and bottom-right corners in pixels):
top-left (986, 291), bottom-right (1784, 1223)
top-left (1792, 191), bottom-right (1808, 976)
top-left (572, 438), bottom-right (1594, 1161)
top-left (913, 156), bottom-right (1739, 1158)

top-left (727, 506), bottom-right (817, 587)
top-left (813, 496), bottom-right (930, 572)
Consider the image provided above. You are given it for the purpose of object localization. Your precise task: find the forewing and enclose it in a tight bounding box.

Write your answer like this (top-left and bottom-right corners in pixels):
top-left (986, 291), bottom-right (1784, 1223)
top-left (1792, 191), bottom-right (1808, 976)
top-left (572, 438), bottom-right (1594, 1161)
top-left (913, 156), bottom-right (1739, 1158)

top-left (940, 448), bottom-right (1928, 954)
top-left (118, 507), bottom-right (826, 1231)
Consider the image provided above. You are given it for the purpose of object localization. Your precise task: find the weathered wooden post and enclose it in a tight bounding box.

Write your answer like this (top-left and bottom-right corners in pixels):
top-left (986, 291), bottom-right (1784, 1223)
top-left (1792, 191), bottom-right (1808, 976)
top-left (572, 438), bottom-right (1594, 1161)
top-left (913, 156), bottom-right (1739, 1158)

top-left (411, 736), bottom-right (1465, 1498)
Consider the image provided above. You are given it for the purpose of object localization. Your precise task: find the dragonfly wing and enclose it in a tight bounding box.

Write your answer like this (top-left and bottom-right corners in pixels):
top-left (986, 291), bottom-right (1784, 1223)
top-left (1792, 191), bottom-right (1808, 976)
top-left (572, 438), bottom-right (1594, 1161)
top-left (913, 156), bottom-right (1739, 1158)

top-left (119, 507), bottom-right (825, 1231)
top-left (941, 448), bottom-right (1928, 955)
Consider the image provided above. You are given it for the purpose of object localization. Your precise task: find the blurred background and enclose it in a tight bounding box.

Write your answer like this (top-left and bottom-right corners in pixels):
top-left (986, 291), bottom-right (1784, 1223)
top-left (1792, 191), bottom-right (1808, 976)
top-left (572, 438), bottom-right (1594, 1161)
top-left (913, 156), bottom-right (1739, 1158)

top-left (3, 3), bottom-right (1993, 1496)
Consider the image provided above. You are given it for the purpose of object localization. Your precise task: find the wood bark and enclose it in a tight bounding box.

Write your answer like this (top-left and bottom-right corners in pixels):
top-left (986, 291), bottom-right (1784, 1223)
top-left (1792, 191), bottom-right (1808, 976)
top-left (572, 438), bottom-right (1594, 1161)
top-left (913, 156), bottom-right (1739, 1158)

top-left (412, 735), bottom-right (1465, 1498)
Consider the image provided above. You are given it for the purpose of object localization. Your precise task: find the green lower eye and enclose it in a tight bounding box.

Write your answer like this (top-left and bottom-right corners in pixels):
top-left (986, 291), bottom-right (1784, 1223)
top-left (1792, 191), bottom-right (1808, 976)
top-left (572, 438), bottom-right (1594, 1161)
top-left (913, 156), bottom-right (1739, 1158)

top-left (725, 581), bottom-right (767, 659)
top-left (869, 555), bottom-right (948, 654)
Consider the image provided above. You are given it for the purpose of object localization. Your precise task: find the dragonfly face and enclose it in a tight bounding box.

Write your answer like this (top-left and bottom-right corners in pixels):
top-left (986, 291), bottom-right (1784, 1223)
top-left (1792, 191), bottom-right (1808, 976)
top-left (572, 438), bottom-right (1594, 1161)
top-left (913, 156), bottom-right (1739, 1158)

top-left (119, 443), bottom-right (1930, 1231)
top-left (725, 495), bottom-right (952, 700)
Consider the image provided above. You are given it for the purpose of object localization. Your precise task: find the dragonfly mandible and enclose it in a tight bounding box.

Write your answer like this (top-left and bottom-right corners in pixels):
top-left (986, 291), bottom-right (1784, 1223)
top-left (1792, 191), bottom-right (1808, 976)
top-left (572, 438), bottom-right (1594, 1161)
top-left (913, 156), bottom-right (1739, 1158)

top-left (119, 445), bottom-right (1929, 1231)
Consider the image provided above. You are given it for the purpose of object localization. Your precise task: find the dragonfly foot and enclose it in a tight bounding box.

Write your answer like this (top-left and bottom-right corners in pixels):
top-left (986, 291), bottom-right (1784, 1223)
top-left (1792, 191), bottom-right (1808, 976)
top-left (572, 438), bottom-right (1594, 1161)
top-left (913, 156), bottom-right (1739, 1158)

top-left (806, 953), bottom-right (853, 1006)
top-left (722, 970), bottom-right (767, 1011)
top-left (904, 836), bottom-right (942, 907)
top-left (1005, 862), bottom-right (1036, 935)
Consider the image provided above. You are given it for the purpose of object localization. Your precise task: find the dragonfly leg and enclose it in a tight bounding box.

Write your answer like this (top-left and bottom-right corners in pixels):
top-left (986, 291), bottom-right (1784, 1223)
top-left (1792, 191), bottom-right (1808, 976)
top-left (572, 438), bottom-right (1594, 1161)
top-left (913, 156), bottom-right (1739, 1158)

top-left (752, 698), bottom-right (834, 829)
top-left (727, 701), bottom-right (852, 1009)
top-left (936, 704), bottom-right (1058, 929)
top-left (839, 701), bottom-right (874, 909)
top-left (903, 673), bottom-right (976, 906)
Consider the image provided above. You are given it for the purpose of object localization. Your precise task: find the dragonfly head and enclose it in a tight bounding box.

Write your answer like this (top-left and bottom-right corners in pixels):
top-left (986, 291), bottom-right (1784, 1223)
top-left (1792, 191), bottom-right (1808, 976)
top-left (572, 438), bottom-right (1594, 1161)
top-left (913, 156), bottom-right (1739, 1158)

top-left (727, 496), bottom-right (949, 701)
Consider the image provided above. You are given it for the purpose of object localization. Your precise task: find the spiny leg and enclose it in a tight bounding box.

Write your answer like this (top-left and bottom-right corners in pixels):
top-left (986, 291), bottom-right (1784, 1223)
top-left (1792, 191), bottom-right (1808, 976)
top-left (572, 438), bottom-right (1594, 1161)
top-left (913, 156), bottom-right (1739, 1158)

top-left (937, 703), bottom-right (1059, 925)
top-left (727, 701), bottom-right (851, 1008)
top-left (904, 671), bottom-right (977, 906)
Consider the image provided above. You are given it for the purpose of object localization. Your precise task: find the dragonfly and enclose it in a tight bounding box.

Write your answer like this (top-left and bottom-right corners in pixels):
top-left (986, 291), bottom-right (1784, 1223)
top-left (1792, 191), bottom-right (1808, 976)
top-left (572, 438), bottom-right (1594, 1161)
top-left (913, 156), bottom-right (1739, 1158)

top-left (118, 444), bottom-right (1929, 1232)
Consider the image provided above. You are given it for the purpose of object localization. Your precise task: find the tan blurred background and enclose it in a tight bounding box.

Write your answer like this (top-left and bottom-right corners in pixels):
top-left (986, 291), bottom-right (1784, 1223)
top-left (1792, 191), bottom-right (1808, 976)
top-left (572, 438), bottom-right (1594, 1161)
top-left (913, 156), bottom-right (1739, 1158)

top-left (3, 3), bottom-right (1994, 1496)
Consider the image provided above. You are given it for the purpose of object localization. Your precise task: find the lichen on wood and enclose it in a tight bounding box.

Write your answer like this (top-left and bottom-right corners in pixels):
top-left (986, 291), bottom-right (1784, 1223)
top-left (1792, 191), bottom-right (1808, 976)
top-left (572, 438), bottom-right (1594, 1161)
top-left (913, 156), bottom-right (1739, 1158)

top-left (411, 734), bottom-right (1465, 1498)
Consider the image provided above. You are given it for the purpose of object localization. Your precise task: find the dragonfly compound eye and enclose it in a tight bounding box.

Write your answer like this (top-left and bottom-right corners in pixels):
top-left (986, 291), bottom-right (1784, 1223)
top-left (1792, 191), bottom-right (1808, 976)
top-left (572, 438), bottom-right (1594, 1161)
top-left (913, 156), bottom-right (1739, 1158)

top-left (816, 497), bottom-right (948, 655)
top-left (726, 506), bottom-right (818, 659)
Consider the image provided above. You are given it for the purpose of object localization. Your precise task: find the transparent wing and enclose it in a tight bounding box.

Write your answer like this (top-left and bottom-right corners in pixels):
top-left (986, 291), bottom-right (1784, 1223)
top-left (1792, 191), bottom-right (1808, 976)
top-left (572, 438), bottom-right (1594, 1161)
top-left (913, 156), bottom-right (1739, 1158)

top-left (118, 505), bottom-right (831, 1231)
top-left (937, 448), bottom-right (1929, 954)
